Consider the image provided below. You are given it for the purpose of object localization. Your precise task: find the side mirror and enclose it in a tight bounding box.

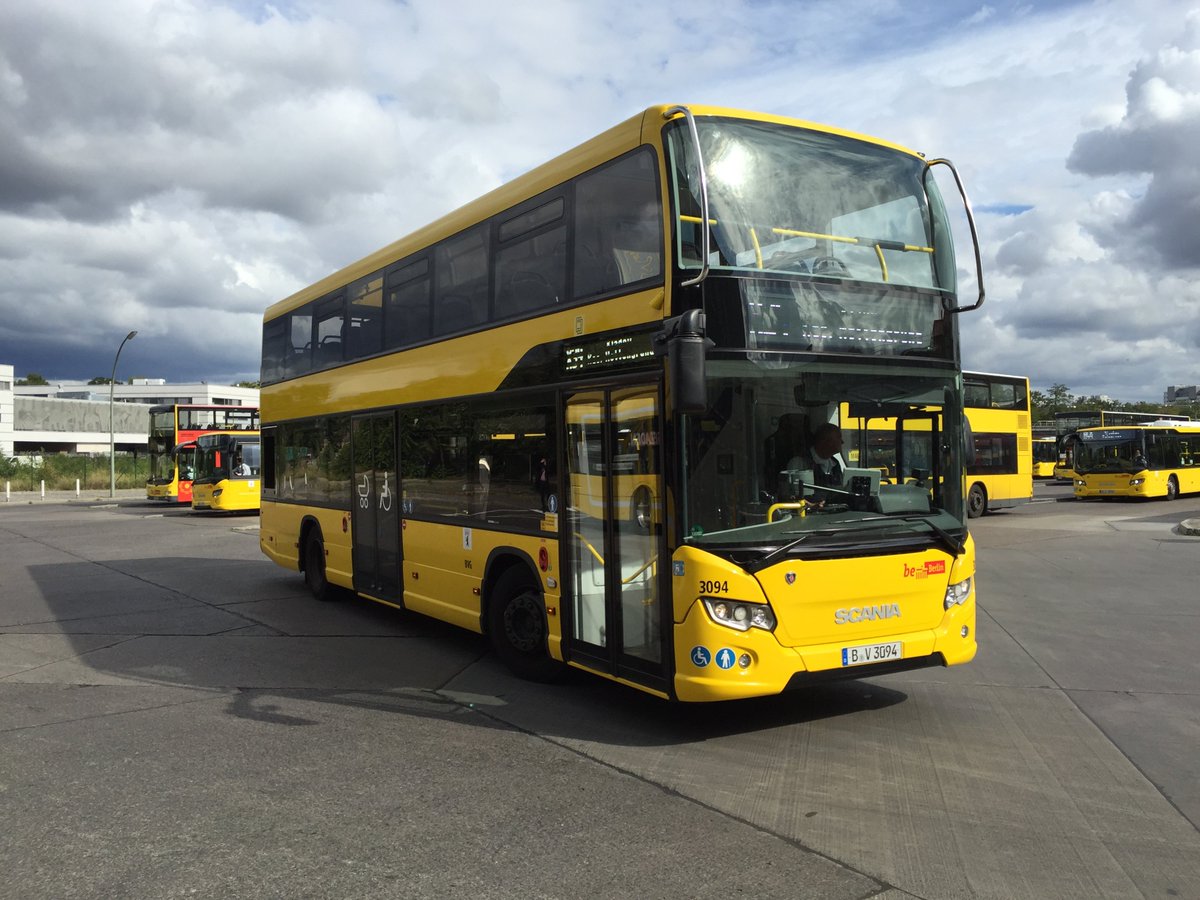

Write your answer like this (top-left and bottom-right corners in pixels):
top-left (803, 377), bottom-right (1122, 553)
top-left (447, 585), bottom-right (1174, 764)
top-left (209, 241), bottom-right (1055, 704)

top-left (655, 309), bottom-right (712, 415)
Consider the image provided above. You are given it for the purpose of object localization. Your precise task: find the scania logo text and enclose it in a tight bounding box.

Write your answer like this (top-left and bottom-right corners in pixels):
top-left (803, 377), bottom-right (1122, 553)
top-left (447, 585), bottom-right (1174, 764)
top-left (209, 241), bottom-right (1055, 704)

top-left (835, 604), bottom-right (901, 624)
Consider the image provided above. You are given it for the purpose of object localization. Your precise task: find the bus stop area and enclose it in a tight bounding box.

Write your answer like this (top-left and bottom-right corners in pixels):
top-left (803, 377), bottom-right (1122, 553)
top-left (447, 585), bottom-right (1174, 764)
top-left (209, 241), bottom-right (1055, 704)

top-left (2, 484), bottom-right (1200, 898)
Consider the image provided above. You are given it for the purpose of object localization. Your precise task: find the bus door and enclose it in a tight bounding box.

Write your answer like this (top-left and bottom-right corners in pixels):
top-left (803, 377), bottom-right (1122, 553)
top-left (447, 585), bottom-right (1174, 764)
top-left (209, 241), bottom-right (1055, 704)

top-left (351, 412), bottom-right (401, 600)
top-left (564, 386), bottom-right (667, 691)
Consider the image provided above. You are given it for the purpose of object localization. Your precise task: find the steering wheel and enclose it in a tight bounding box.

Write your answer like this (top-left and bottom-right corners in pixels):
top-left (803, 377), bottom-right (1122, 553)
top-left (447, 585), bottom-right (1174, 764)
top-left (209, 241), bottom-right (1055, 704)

top-left (810, 256), bottom-right (850, 277)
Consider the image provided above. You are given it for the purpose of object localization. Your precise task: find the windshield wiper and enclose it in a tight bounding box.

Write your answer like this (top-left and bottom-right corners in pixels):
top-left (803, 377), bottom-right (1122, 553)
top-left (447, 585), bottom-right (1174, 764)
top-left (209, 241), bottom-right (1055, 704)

top-left (853, 514), bottom-right (965, 558)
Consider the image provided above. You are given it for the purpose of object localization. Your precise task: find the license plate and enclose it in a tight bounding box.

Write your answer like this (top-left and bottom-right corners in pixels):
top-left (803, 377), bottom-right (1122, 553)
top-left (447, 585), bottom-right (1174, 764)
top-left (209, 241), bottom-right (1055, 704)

top-left (842, 641), bottom-right (903, 667)
top-left (1099, 489), bottom-right (1115, 494)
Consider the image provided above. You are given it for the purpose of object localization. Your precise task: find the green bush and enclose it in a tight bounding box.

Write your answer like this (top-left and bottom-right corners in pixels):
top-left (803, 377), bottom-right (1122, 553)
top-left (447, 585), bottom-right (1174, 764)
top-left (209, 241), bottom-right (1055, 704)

top-left (1, 454), bottom-right (149, 490)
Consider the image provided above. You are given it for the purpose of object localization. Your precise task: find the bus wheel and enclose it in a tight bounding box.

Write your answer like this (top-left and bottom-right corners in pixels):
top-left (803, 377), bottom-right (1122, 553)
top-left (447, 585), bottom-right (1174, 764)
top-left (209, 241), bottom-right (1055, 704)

top-left (488, 567), bottom-right (563, 683)
top-left (967, 483), bottom-right (987, 519)
top-left (1165, 475), bottom-right (1179, 501)
top-left (303, 528), bottom-right (335, 602)
top-left (632, 487), bottom-right (653, 531)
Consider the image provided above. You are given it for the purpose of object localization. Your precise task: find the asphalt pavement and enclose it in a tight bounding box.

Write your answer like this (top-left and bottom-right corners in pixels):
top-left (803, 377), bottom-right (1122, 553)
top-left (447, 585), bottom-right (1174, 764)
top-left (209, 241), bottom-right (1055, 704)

top-left (2, 484), bottom-right (1199, 898)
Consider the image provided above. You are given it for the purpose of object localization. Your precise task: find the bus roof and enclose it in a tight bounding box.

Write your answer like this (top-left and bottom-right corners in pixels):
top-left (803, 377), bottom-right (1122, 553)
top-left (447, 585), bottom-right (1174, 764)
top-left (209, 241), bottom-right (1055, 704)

top-left (1077, 421), bottom-right (1200, 431)
top-left (264, 103), bottom-right (929, 322)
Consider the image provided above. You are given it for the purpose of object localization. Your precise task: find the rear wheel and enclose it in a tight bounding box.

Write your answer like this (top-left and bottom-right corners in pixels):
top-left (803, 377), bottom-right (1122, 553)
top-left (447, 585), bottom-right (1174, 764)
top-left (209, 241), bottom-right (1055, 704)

top-left (303, 527), bottom-right (335, 601)
top-left (488, 567), bottom-right (563, 682)
top-left (967, 483), bottom-right (987, 519)
top-left (1165, 475), bottom-right (1179, 501)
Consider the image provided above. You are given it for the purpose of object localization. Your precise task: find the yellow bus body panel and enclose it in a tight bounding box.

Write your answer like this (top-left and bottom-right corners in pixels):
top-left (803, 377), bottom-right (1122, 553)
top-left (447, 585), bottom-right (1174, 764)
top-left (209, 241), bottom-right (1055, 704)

top-left (259, 502), bottom-right (353, 586)
top-left (670, 537), bottom-right (976, 702)
top-left (1076, 468), bottom-right (1200, 499)
top-left (263, 288), bottom-right (664, 421)
top-left (192, 479), bottom-right (260, 512)
top-left (147, 481), bottom-right (175, 500)
top-left (399, 520), bottom-right (563, 657)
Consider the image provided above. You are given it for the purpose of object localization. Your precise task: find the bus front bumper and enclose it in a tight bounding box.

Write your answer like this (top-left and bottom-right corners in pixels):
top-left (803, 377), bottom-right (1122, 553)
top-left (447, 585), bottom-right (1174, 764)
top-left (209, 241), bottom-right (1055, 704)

top-left (671, 600), bottom-right (976, 702)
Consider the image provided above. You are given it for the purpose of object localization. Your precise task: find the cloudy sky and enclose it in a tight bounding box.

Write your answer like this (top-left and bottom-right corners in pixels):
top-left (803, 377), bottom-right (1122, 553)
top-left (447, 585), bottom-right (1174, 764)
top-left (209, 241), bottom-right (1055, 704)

top-left (1, 0), bottom-right (1197, 401)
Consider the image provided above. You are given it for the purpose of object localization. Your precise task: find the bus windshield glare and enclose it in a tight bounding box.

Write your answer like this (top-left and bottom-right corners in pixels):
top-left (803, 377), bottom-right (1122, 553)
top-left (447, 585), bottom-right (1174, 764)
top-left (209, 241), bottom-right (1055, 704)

top-left (669, 119), bottom-right (956, 293)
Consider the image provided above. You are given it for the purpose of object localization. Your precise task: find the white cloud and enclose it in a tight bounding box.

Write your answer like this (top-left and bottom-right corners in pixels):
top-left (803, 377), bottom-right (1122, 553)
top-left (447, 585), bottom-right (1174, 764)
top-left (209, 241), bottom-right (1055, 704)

top-left (0, 0), bottom-right (1198, 400)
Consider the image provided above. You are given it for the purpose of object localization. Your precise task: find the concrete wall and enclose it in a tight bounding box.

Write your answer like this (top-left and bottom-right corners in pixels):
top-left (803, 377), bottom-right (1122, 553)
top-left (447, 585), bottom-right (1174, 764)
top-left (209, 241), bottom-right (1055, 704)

top-left (13, 396), bottom-right (152, 453)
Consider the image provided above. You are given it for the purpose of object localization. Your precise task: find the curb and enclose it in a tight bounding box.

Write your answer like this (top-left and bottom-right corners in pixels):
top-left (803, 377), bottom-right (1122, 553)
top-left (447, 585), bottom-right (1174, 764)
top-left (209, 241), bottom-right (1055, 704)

top-left (1179, 519), bottom-right (1200, 537)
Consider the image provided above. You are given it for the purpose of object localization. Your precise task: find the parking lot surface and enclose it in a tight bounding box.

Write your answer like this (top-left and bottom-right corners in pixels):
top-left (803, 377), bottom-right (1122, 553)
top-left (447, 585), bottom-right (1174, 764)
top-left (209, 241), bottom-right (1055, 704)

top-left (2, 483), bottom-right (1199, 898)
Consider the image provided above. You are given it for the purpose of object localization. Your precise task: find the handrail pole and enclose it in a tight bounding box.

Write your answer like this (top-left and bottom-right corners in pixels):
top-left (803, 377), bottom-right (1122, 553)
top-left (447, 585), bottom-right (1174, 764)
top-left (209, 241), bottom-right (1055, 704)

top-left (664, 105), bottom-right (711, 288)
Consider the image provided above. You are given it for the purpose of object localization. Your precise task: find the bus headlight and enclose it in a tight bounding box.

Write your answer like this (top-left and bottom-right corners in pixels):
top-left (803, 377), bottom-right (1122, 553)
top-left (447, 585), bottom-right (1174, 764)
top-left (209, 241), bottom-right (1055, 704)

top-left (944, 577), bottom-right (972, 610)
top-left (1075, 479), bottom-right (1086, 487)
top-left (1129, 477), bottom-right (1145, 486)
top-left (703, 598), bottom-right (776, 632)
top-left (213, 488), bottom-right (223, 498)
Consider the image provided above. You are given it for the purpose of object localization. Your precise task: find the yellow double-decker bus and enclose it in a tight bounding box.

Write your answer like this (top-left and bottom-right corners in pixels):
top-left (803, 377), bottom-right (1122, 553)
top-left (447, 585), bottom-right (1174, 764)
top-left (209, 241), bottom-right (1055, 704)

top-left (839, 371), bottom-right (1032, 519)
top-left (258, 103), bottom-right (984, 702)
top-left (1073, 421), bottom-right (1200, 500)
top-left (191, 431), bottom-right (262, 513)
top-left (962, 372), bottom-right (1032, 518)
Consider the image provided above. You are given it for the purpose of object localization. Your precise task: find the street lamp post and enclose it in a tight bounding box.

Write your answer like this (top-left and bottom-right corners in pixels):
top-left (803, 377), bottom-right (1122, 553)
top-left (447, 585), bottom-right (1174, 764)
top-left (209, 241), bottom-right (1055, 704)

top-left (109, 330), bottom-right (137, 498)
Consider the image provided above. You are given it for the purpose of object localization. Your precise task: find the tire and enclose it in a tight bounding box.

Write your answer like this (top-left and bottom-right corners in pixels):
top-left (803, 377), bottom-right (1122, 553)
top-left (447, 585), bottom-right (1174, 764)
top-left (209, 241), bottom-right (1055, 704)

top-left (967, 483), bottom-right (987, 519)
top-left (303, 527), bottom-right (336, 602)
top-left (487, 567), bottom-right (563, 683)
top-left (1165, 475), bottom-right (1179, 501)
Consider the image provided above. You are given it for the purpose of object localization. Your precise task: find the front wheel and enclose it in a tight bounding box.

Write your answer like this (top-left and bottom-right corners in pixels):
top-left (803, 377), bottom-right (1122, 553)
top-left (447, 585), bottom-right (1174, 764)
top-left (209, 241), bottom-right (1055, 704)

top-left (967, 483), bottom-right (987, 519)
top-left (1165, 475), bottom-right (1179, 501)
top-left (488, 567), bottom-right (563, 683)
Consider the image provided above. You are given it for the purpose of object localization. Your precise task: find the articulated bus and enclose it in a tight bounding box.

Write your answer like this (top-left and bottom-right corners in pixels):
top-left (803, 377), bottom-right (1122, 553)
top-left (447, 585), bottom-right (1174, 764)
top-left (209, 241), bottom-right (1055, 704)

top-left (1073, 422), bottom-right (1200, 501)
top-left (1053, 409), bottom-right (1189, 482)
top-left (147, 404), bottom-right (259, 503)
top-left (258, 103), bottom-right (984, 702)
top-left (1032, 436), bottom-right (1058, 478)
top-left (191, 431), bottom-right (262, 512)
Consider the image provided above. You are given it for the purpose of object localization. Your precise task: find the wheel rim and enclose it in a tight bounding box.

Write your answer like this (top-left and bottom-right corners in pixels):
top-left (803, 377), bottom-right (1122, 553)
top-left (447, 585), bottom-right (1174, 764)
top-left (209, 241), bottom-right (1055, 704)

top-left (968, 486), bottom-right (984, 516)
top-left (503, 591), bottom-right (544, 654)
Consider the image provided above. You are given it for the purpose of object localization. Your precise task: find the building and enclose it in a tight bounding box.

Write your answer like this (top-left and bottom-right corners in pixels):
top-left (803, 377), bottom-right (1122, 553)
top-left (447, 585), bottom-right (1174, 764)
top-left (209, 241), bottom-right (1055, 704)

top-left (1, 365), bottom-right (259, 457)
top-left (14, 378), bottom-right (258, 407)
top-left (1, 364), bottom-right (14, 457)
top-left (1164, 385), bottom-right (1200, 404)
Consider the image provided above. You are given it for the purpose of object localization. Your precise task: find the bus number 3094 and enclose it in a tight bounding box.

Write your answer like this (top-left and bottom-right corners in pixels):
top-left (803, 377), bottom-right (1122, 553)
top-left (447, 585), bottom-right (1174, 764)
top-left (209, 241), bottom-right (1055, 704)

top-left (700, 580), bottom-right (729, 594)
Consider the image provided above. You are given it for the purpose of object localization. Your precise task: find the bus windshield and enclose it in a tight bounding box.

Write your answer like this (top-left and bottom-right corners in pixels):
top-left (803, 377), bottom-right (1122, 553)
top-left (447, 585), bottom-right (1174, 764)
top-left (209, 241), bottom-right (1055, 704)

top-left (681, 360), bottom-right (966, 557)
top-left (1074, 430), bottom-right (1146, 474)
top-left (669, 118), bottom-right (956, 293)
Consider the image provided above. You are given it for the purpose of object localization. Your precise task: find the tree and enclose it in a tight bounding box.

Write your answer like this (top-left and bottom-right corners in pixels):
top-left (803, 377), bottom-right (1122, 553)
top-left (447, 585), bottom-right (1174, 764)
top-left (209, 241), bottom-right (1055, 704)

top-left (88, 376), bottom-right (115, 385)
top-left (17, 373), bottom-right (48, 386)
top-left (233, 380), bottom-right (260, 389)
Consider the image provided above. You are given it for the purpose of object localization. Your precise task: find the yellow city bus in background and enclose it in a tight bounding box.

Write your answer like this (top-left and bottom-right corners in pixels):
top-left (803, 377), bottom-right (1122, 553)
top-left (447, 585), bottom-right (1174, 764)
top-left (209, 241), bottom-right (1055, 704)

top-left (191, 431), bottom-right (262, 513)
top-left (258, 103), bottom-right (985, 702)
top-left (962, 372), bottom-right (1033, 518)
top-left (1073, 422), bottom-right (1200, 500)
top-left (1032, 436), bottom-right (1058, 478)
top-left (1053, 409), bottom-right (1188, 483)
